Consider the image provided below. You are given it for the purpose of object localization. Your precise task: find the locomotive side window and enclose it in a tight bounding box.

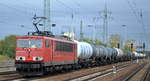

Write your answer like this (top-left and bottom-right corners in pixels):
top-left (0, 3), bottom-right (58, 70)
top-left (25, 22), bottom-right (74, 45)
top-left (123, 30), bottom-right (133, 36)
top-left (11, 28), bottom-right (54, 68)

top-left (55, 41), bottom-right (73, 52)
top-left (17, 39), bottom-right (42, 48)
top-left (56, 41), bottom-right (61, 51)
top-left (46, 40), bottom-right (49, 48)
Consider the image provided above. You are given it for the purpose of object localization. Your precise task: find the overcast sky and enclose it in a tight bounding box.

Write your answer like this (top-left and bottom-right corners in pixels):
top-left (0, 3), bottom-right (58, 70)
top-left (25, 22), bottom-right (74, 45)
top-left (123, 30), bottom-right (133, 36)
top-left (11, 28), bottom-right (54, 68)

top-left (0, 0), bottom-right (150, 49)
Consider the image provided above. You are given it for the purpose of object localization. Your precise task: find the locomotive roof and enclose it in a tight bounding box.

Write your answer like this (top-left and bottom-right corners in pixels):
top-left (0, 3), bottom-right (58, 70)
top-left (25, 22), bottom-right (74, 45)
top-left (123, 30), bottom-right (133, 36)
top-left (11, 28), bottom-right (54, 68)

top-left (16, 35), bottom-right (76, 44)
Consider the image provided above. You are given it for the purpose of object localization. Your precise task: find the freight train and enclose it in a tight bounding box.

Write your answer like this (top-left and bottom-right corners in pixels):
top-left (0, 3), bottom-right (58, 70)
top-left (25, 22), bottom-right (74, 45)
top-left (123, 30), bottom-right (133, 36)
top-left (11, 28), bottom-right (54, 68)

top-left (15, 34), bottom-right (145, 76)
top-left (15, 15), bottom-right (145, 76)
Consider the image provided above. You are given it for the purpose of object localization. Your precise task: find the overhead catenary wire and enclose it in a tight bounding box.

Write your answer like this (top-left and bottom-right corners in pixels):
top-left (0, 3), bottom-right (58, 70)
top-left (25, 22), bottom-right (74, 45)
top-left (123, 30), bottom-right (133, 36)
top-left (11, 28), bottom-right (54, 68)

top-left (55, 0), bottom-right (77, 14)
top-left (130, 0), bottom-right (146, 33)
top-left (125, 0), bottom-right (141, 24)
top-left (125, 0), bottom-right (146, 33)
top-left (55, 0), bottom-right (79, 38)
top-left (0, 2), bottom-right (33, 15)
top-left (131, 1), bottom-right (147, 36)
top-left (14, 0), bottom-right (43, 14)
top-left (125, 0), bottom-right (148, 49)
top-left (71, 0), bottom-right (89, 12)
top-left (0, 20), bottom-right (21, 27)
top-left (0, 1), bottom-right (36, 31)
top-left (139, 10), bottom-right (149, 44)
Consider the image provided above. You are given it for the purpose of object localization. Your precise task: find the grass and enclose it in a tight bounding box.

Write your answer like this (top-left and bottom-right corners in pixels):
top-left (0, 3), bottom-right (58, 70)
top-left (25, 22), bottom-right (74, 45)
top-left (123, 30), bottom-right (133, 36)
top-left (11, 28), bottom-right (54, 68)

top-left (0, 55), bottom-right (8, 62)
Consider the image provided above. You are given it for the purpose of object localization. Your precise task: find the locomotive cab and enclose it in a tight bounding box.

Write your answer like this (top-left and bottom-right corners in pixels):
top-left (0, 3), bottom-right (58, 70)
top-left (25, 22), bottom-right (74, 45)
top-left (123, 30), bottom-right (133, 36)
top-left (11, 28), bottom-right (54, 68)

top-left (15, 36), bottom-right (52, 75)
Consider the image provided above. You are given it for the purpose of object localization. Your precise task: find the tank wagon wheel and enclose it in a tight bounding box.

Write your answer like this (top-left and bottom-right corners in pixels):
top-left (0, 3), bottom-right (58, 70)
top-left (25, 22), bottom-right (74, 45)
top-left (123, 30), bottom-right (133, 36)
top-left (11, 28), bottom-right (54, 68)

top-left (111, 57), bottom-right (115, 63)
top-left (101, 57), bottom-right (107, 65)
top-left (106, 58), bottom-right (112, 64)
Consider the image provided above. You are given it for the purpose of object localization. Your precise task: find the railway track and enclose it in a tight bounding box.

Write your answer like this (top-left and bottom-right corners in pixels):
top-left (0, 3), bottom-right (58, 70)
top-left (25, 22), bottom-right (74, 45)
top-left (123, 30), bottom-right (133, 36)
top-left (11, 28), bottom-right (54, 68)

top-left (62, 62), bottom-right (134, 81)
top-left (122, 63), bottom-right (147, 81)
top-left (0, 71), bottom-right (16, 75)
top-left (141, 64), bottom-right (150, 81)
top-left (0, 66), bottom-right (14, 68)
top-left (14, 61), bottom-right (133, 81)
top-left (0, 66), bottom-right (16, 75)
top-left (0, 71), bottom-right (23, 81)
top-left (0, 63), bottom-right (15, 73)
top-left (1, 61), bottom-right (142, 81)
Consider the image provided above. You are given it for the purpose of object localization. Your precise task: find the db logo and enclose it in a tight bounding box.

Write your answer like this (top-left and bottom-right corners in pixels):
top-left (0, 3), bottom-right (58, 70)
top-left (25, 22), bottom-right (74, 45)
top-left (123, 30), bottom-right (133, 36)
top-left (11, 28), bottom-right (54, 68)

top-left (24, 48), bottom-right (31, 52)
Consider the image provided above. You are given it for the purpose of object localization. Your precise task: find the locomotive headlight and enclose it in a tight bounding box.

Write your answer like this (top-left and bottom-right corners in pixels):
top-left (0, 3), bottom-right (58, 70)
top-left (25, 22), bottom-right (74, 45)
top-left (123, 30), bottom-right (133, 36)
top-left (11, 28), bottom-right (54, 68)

top-left (16, 56), bottom-right (26, 61)
top-left (33, 57), bottom-right (43, 61)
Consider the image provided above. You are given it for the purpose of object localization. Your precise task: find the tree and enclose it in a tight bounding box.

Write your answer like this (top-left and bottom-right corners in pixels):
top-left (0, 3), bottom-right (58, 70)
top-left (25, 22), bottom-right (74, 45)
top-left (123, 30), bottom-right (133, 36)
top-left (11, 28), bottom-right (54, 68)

top-left (79, 38), bottom-right (105, 45)
top-left (79, 38), bottom-right (93, 43)
top-left (124, 40), bottom-right (135, 51)
top-left (108, 34), bottom-right (121, 48)
top-left (0, 40), bottom-right (5, 55)
top-left (94, 39), bottom-right (105, 45)
top-left (0, 35), bottom-right (16, 58)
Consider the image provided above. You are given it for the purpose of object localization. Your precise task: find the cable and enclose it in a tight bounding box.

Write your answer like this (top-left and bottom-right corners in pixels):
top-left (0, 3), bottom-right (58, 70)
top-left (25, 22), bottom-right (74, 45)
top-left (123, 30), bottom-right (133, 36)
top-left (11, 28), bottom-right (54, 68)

top-left (0, 2), bottom-right (33, 15)
top-left (14, 0), bottom-right (43, 14)
top-left (125, 0), bottom-right (148, 49)
top-left (71, 0), bottom-right (84, 11)
top-left (55, 0), bottom-right (77, 14)
top-left (131, 1), bottom-right (147, 39)
top-left (71, 0), bottom-right (92, 15)
top-left (126, 0), bottom-right (141, 23)
top-left (0, 21), bottom-right (19, 27)
top-left (125, 0), bottom-right (145, 32)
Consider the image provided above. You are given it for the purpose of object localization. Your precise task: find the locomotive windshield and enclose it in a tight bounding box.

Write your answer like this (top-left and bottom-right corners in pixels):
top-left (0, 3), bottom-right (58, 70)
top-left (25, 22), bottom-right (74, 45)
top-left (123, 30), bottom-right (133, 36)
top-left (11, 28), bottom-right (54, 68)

top-left (17, 39), bottom-right (42, 48)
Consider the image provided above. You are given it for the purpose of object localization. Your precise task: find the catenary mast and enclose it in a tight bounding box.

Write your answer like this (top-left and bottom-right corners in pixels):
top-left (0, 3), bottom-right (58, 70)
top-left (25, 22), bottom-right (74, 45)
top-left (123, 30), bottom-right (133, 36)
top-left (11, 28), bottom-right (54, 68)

top-left (44, 0), bottom-right (51, 31)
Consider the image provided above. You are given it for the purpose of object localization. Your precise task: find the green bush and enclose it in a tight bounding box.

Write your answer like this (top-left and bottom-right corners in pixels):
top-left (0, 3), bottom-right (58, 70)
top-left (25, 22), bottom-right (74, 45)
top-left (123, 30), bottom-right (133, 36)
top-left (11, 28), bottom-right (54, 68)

top-left (0, 35), bottom-right (16, 58)
top-left (0, 50), bottom-right (3, 55)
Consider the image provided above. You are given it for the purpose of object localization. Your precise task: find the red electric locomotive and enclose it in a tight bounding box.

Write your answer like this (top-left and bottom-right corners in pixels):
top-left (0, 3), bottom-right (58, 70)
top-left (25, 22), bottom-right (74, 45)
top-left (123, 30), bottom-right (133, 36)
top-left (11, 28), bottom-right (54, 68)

top-left (15, 35), bottom-right (77, 75)
top-left (15, 16), bottom-right (77, 75)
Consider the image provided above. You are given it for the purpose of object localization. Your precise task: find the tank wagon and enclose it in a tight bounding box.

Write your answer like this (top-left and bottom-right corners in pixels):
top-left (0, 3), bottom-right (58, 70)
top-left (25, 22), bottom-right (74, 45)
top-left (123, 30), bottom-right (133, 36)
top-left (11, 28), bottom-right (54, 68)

top-left (132, 51), bottom-right (146, 59)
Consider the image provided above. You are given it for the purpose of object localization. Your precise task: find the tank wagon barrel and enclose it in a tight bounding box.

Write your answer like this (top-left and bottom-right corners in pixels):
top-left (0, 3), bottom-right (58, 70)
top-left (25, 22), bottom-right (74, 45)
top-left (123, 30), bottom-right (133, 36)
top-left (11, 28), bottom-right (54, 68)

top-left (74, 40), bottom-right (119, 64)
top-left (74, 41), bottom-right (93, 59)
